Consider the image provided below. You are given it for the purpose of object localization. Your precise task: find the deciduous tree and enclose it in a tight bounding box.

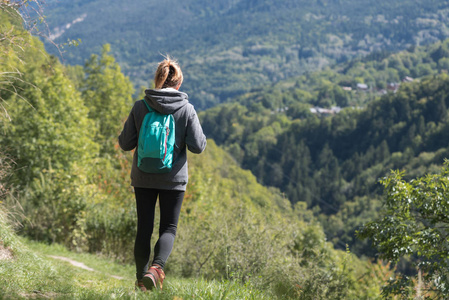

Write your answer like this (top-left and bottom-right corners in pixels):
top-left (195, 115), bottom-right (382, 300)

top-left (358, 162), bottom-right (449, 298)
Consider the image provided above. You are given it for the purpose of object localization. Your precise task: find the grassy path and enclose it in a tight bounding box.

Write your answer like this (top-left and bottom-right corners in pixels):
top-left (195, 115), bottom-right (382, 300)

top-left (0, 234), bottom-right (270, 300)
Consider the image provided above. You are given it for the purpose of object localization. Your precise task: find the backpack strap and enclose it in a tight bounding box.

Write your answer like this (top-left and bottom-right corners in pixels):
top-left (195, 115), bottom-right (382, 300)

top-left (142, 99), bottom-right (153, 112)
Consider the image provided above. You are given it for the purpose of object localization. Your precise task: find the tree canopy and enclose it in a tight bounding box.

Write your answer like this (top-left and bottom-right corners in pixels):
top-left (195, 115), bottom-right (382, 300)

top-left (42, 0), bottom-right (449, 108)
top-left (358, 162), bottom-right (449, 299)
top-left (200, 40), bottom-right (449, 256)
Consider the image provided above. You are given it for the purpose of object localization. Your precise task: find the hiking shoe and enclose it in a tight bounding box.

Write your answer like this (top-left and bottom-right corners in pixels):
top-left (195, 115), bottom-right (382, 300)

top-left (142, 264), bottom-right (165, 291)
top-left (135, 280), bottom-right (147, 292)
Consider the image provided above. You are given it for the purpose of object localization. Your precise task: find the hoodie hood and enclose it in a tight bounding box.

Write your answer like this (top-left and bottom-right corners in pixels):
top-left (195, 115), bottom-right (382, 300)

top-left (144, 88), bottom-right (189, 115)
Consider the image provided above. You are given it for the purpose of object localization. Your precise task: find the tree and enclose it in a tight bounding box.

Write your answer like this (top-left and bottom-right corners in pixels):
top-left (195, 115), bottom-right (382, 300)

top-left (358, 162), bottom-right (449, 298)
top-left (0, 1), bottom-right (47, 119)
top-left (0, 13), bottom-right (101, 247)
top-left (81, 44), bottom-right (134, 156)
top-left (1, 47), bottom-right (98, 183)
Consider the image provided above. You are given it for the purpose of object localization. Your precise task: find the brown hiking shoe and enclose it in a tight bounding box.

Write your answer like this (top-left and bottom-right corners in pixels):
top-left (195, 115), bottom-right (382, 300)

top-left (142, 264), bottom-right (165, 290)
top-left (135, 280), bottom-right (147, 292)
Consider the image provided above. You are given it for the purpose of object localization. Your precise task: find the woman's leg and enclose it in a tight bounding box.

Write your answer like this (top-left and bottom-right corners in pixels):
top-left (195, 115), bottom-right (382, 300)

top-left (152, 190), bottom-right (184, 269)
top-left (134, 187), bottom-right (158, 280)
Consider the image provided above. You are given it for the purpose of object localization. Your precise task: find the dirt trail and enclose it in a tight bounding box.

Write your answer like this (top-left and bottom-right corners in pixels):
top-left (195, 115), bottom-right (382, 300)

top-left (48, 255), bottom-right (125, 280)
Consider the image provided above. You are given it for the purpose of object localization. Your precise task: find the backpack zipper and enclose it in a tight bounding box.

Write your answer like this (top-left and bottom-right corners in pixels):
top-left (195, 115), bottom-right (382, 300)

top-left (163, 127), bottom-right (170, 161)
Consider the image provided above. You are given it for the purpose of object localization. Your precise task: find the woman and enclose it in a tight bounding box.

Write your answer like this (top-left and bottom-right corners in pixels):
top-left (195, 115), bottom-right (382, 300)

top-left (118, 57), bottom-right (206, 291)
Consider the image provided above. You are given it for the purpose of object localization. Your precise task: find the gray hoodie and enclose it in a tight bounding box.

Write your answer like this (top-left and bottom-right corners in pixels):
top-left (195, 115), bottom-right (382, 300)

top-left (118, 88), bottom-right (206, 191)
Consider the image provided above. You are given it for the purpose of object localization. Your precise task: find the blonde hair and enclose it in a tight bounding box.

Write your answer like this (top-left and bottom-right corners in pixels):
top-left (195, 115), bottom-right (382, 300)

top-left (154, 56), bottom-right (183, 89)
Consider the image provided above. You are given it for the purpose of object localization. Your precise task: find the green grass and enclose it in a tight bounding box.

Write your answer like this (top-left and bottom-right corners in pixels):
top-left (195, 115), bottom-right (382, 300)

top-left (0, 212), bottom-right (270, 300)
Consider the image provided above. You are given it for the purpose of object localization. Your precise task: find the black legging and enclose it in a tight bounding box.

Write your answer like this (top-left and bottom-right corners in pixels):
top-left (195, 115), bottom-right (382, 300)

top-left (134, 187), bottom-right (184, 280)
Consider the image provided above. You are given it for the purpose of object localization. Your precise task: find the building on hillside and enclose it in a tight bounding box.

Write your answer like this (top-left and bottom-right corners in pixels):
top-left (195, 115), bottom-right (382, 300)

top-left (387, 83), bottom-right (400, 93)
top-left (310, 106), bottom-right (341, 116)
top-left (402, 76), bottom-right (414, 82)
top-left (356, 83), bottom-right (368, 90)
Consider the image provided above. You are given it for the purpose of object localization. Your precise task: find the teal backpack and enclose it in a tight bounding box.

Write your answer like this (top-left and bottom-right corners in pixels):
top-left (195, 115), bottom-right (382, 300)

top-left (137, 100), bottom-right (175, 173)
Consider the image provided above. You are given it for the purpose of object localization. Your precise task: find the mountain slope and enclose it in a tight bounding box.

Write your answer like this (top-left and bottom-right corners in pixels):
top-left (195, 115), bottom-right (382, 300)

top-left (43, 0), bottom-right (449, 108)
top-left (199, 39), bottom-right (449, 256)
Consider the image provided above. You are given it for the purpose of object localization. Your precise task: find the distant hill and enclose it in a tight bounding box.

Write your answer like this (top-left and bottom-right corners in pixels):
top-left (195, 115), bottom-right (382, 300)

top-left (43, 0), bottom-right (449, 109)
top-left (199, 38), bottom-right (449, 256)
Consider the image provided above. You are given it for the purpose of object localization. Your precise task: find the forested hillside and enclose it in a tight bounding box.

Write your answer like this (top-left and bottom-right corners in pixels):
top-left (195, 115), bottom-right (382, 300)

top-left (4, 1), bottom-right (449, 297)
top-left (42, 0), bottom-right (449, 108)
top-left (0, 8), bottom-right (385, 299)
top-left (200, 39), bottom-right (449, 256)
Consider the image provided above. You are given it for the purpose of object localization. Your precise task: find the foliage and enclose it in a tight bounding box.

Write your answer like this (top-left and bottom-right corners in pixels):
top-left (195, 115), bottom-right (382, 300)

top-left (167, 141), bottom-right (383, 299)
top-left (0, 12), bottom-right (99, 248)
top-left (200, 41), bottom-right (449, 256)
top-left (358, 162), bottom-right (449, 299)
top-left (80, 44), bottom-right (134, 155)
top-left (0, 11), bottom-right (407, 298)
top-left (41, 0), bottom-right (449, 109)
top-left (0, 1), bottom-right (48, 119)
top-left (0, 7), bottom-right (29, 120)
top-left (0, 151), bottom-right (13, 202)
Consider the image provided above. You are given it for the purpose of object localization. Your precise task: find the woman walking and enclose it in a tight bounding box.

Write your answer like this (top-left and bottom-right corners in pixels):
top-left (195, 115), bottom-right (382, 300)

top-left (118, 57), bottom-right (206, 291)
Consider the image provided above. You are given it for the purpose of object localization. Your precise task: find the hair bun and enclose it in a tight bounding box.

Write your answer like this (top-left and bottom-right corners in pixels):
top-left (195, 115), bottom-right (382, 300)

top-left (154, 56), bottom-right (183, 89)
